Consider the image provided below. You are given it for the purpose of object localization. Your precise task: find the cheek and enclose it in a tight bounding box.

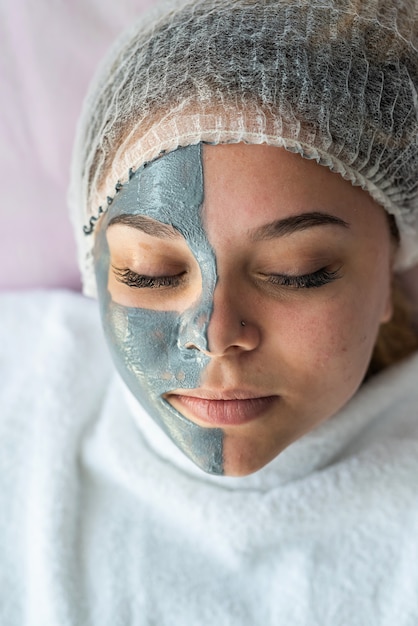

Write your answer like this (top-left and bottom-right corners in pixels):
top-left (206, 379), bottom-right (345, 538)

top-left (103, 301), bottom-right (209, 395)
top-left (274, 292), bottom-right (383, 388)
top-left (308, 305), bottom-right (369, 372)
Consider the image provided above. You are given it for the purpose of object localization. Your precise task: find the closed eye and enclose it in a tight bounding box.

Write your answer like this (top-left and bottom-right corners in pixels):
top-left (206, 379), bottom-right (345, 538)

top-left (266, 267), bottom-right (342, 289)
top-left (112, 266), bottom-right (187, 289)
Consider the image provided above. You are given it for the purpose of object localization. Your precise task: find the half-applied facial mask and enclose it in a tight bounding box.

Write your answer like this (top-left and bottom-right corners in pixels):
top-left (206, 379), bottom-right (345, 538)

top-left (94, 144), bottom-right (225, 474)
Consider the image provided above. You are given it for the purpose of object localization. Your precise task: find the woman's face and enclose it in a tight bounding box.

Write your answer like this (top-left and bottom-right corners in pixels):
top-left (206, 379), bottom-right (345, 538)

top-left (94, 143), bottom-right (393, 476)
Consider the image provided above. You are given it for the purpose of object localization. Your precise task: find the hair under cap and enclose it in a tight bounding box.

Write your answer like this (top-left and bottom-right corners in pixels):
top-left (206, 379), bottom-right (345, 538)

top-left (69, 0), bottom-right (418, 297)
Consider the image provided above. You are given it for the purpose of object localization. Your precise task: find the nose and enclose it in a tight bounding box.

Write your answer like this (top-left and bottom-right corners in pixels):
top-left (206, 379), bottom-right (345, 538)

top-left (178, 278), bottom-right (261, 357)
top-left (206, 279), bottom-right (261, 356)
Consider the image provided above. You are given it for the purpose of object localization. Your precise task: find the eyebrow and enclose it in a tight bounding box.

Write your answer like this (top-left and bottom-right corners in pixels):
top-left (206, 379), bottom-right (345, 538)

top-left (107, 214), bottom-right (180, 239)
top-left (250, 211), bottom-right (350, 241)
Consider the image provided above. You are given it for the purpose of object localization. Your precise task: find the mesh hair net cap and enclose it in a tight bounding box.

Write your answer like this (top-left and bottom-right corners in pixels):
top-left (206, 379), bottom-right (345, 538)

top-left (68, 0), bottom-right (418, 298)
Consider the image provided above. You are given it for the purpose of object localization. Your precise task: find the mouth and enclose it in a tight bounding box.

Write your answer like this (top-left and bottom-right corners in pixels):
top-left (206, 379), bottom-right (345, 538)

top-left (165, 390), bottom-right (279, 426)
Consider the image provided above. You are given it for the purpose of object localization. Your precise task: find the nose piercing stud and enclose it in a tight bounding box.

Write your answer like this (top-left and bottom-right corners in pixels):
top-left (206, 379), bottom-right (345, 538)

top-left (240, 321), bottom-right (246, 327)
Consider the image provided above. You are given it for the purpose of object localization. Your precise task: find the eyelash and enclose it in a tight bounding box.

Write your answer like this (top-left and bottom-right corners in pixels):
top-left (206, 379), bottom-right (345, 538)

top-left (113, 267), bottom-right (186, 289)
top-left (266, 267), bottom-right (341, 289)
top-left (113, 266), bottom-right (341, 290)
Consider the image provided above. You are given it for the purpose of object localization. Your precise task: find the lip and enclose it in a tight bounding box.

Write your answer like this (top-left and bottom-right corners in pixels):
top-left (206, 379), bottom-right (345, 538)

top-left (165, 390), bottom-right (279, 426)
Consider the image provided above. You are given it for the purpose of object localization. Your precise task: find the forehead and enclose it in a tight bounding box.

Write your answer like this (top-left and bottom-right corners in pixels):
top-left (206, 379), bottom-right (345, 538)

top-left (103, 141), bottom-right (388, 245)
top-left (105, 144), bottom-right (204, 234)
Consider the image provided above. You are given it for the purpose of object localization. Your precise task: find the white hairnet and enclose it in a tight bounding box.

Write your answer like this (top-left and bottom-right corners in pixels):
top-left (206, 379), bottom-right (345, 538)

top-left (69, 0), bottom-right (418, 297)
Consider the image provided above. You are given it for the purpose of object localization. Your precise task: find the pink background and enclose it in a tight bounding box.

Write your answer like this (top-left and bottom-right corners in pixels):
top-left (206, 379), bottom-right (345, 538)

top-left (0, 0), bottom-right (155, 291)
top-left (0, 0), bottom-right (417, 300)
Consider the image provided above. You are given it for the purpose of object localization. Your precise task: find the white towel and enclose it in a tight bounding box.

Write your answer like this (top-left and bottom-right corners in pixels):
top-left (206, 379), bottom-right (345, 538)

top-left (1, 290), bottom-right (418, 625)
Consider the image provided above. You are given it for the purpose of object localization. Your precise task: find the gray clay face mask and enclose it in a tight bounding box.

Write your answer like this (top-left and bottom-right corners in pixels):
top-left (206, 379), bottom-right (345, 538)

top-left (93, 144), bottom-right (224, 474)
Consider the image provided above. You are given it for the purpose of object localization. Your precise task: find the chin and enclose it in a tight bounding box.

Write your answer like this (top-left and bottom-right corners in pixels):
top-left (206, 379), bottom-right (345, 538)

top-left (222, 459), bottom-right (273, 477)
top-left (222, 445), bottom-right (283, 477)
top-left (220, 426), bottom-right (304, 476)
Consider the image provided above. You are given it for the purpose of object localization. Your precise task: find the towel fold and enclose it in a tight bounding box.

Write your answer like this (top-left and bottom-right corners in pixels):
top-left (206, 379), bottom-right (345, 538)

top-left (1, 290), bottom-right (418, 625)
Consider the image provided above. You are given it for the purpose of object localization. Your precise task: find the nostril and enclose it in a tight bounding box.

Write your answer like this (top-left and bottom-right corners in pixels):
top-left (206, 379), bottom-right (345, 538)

top-left (180, 344), bottom-right (202, 361)
top-left (177, 306), bottom-right (211, 354)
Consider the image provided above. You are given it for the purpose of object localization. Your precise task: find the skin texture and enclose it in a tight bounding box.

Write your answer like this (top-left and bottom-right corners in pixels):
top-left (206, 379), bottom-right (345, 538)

top-left (94, 142), bottom-right (393, 477)
top-left (94, 145), bottom-right (224, 474)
